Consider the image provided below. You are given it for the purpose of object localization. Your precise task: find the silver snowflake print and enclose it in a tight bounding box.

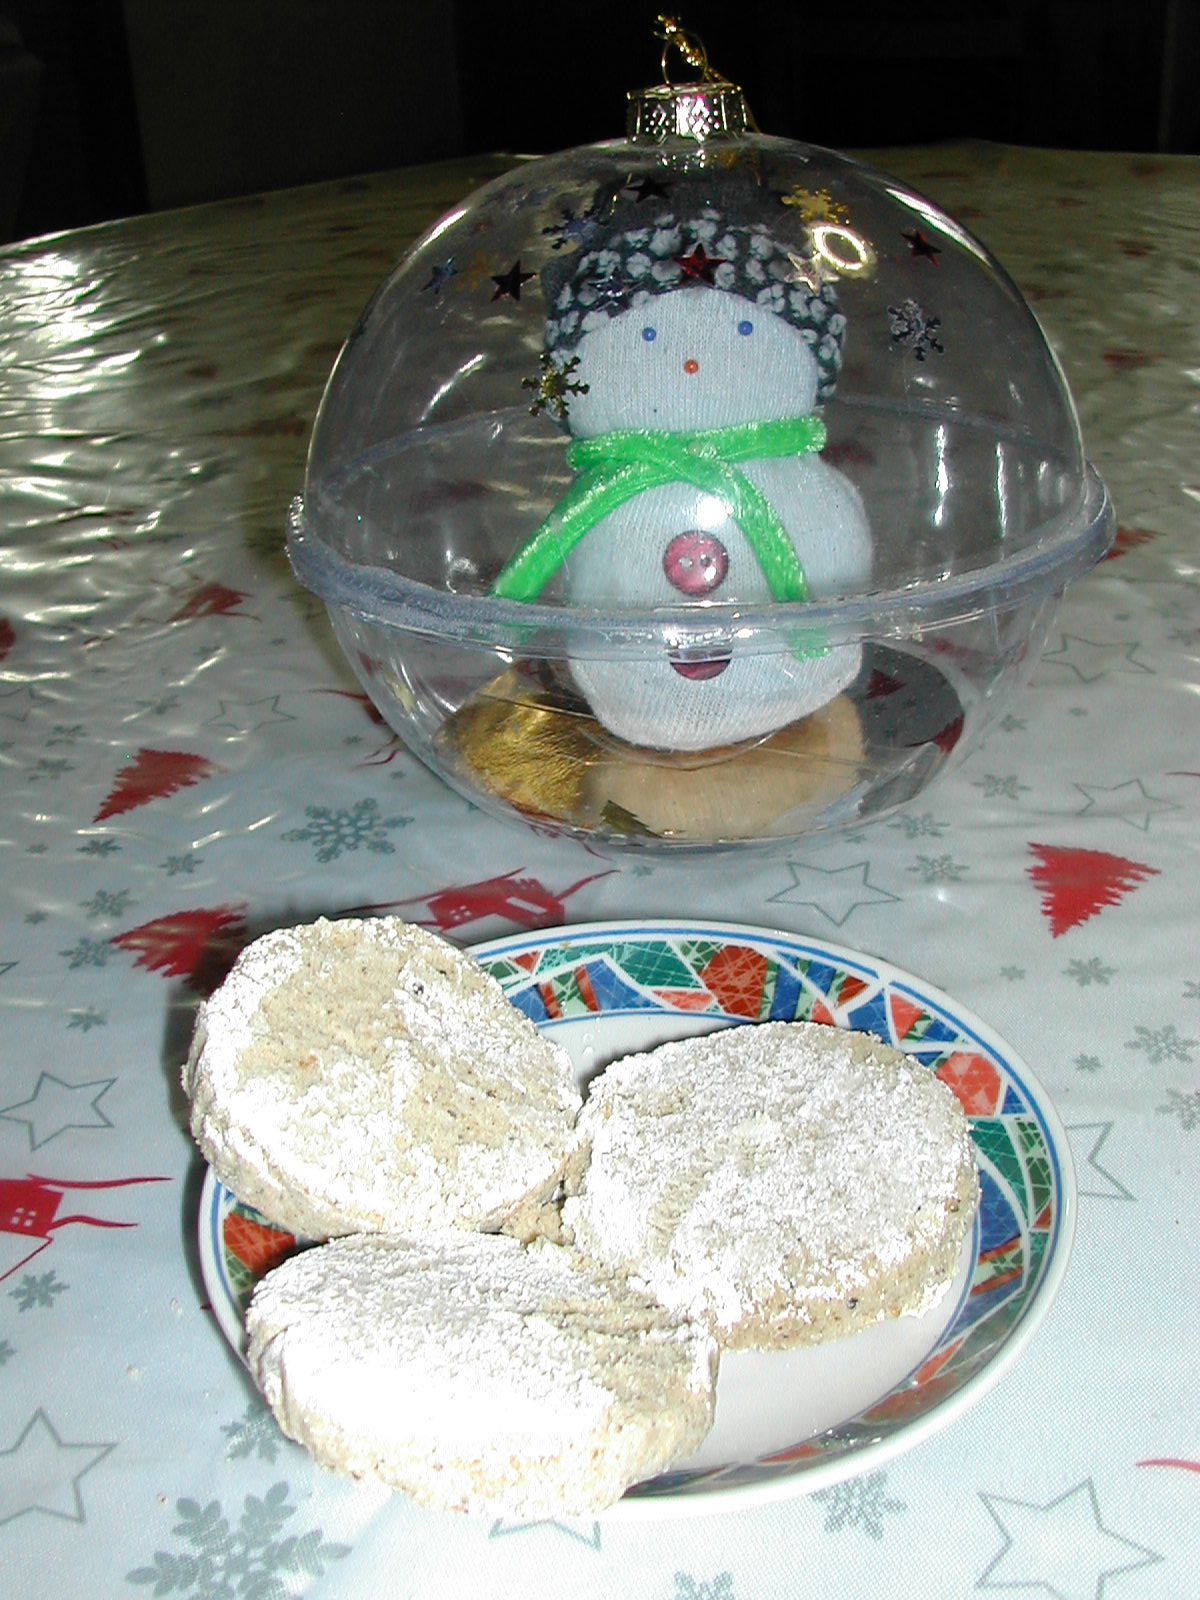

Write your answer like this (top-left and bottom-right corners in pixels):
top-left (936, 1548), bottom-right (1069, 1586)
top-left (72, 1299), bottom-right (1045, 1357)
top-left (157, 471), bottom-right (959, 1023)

top-left (973, 772), bottom-right (1030, 801)
top-left (24, 909), bottom-right (48, 924)
top-left (908, 853), bottom-right (968, 883)
top-left (1064, 956), bottom-right (1116, 987)
top-left (0, 1339), bottom-right (15, 1365)
top-left (128, 1481), bottom-right (349, 1597)
top-left (1184, 980), bottom-right (1200, 1000)
top-left (997, 713), bottom-right (1026, 732)
top-left (81, 887), bottom-right (135, 920)
top-left (161, 853), bottom-right (202, 876)
top-left (67, 1006), bottom-right (108, 1031)
top-left (10, 1270), bottom-right (68, 1310)
top-left (888, 298), bottom-right (943, 359)
top-left (1000, 965), bottom-right (1026, 981)
top-left (221, 1402), bottom-right (281, 1463)
top-left (59, 936), bottom-right (114, 969)
top-left (281, 798), bottom-right (411, 863)
top-left (47, 723), bottom-right (86, 745)
top-left (673, 1573), bottom-right (736, 1600)
top-left (1158, 1088), bottom-right (1200, 1130)
top-left (78, 837), bottom-right (121, 856)
top-left (1127, 1024), bottom-right (1197, 1064)
top-left (814, 1470), bottom-right (906, 1537)
top-left (1075, 1053), bottom-right (1103, 1073)
top-left (29, 757), bottom-right (74, 781)
top-left (888, 810), bottom-right (946, 839)
top-left (136, 693), bottom-right (181, 716)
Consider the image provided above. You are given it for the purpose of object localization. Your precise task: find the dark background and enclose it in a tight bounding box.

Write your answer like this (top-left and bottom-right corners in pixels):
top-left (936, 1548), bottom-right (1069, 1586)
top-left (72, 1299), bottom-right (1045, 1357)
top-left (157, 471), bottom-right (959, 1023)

top-left (2, 0), bottom-right (1197, 244)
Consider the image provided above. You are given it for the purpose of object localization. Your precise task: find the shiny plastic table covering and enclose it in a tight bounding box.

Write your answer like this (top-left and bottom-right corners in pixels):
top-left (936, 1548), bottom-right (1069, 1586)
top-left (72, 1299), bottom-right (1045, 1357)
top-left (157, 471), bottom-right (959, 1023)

top-left (1, 144), bottom-right (1196, 1598)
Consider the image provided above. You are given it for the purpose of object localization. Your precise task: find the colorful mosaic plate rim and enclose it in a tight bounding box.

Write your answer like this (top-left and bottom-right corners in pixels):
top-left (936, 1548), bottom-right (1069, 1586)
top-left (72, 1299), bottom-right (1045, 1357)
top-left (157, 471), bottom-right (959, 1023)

top-left (197, 918), bottom-right (1075, 1520)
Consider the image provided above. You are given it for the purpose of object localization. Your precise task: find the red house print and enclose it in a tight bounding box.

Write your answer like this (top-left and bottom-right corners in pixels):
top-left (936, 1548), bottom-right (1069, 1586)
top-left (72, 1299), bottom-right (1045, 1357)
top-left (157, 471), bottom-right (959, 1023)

top-left (0, 1173), bottom-right (168, 1282)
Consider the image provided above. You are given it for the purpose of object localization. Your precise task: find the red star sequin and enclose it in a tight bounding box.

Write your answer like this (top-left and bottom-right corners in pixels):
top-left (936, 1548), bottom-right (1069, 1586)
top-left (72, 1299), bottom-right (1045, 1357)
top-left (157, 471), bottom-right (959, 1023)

top-left (674, 243), bottom-right (727, 284)
top-left (902, 228), bottom-right (942, 264)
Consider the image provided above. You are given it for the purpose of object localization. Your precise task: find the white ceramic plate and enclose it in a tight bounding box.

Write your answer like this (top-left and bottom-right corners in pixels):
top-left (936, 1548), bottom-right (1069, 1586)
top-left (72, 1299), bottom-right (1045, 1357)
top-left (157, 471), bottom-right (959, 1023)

top-left (198, 918), bottom-right (1074, 1516)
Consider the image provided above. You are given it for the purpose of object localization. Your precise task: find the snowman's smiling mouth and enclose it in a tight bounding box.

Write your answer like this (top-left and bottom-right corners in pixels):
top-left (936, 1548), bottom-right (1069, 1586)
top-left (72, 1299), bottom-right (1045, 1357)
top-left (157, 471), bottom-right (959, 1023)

top-left (667, 643), bottom-right (732, 681)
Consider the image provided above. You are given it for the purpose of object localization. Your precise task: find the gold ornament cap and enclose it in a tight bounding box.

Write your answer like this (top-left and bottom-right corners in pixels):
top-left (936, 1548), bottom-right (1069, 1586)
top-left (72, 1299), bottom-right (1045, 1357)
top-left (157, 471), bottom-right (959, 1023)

top-left (627, 16), bottom-right (755, 144)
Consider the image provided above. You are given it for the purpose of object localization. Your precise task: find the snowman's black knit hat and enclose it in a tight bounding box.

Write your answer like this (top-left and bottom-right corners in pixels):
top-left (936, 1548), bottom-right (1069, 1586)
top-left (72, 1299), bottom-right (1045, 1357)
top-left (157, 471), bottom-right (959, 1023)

top-left (541, 172), bottom-right (847, 404)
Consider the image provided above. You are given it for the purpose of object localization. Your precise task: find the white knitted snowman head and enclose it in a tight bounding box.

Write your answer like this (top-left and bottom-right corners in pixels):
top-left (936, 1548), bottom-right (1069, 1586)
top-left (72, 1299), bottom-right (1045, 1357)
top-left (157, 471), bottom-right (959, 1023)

top-left (518, 175), bottom-right (870, 751)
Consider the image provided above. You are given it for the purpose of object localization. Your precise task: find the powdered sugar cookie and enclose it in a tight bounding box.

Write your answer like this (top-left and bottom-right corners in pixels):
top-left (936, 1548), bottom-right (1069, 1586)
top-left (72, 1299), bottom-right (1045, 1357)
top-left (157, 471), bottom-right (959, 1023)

top-left (562, 1020), bottom-right (979, 1350)
top-left (246, 1230), bottom-right (717, 1516)
top-left (185, 917), bottom-right (581, 1240)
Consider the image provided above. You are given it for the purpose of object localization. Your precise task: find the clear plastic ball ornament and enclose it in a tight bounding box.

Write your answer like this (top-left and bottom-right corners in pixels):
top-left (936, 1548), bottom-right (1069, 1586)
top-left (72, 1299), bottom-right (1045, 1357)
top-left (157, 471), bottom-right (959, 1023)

top-left (286, 43), bottom-right (1112, 849)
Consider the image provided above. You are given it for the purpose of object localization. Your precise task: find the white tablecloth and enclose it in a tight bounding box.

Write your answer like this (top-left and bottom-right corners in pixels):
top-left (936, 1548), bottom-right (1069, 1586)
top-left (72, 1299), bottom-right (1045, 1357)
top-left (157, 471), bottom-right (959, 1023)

top-left (0, 141), bottom-right (1196, 1598)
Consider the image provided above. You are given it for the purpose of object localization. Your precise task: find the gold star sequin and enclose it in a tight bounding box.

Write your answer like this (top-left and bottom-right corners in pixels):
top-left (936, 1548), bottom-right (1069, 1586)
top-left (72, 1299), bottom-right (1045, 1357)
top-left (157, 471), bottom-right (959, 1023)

top-left (780, 186), bottom-right (849, 224)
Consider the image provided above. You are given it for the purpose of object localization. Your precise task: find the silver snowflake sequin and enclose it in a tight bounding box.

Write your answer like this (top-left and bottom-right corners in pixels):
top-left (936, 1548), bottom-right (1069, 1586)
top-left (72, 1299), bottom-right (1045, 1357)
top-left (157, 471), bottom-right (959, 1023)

top-left (888, 298), bottom-right (944, 359)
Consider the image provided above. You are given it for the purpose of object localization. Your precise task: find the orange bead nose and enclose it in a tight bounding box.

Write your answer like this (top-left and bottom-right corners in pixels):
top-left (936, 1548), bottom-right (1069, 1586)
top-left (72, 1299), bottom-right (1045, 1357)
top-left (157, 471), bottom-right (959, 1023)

top-left (683, 358), bottom-right (700, 375)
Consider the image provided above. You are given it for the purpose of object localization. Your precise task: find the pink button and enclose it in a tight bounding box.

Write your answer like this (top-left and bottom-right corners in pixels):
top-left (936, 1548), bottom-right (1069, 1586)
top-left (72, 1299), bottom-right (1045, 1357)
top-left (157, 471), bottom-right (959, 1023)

top-left (663, 530), bottom-right (729, 596)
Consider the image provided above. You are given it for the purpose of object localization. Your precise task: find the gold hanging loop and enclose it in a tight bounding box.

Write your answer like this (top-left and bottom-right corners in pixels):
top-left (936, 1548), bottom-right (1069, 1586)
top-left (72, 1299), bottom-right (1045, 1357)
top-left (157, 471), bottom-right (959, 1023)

top-left (655, 15), bottom-right (719, 84)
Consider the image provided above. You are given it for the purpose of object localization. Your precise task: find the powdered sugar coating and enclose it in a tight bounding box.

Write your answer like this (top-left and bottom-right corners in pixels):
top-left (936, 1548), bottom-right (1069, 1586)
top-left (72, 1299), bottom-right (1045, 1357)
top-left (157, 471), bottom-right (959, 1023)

top-left (184, 918), bottom-right (581, 1239)
top-left (562, 1021), bottom-right (979, 1349)
top-left (246, 1231), bottom-right (717, 1516)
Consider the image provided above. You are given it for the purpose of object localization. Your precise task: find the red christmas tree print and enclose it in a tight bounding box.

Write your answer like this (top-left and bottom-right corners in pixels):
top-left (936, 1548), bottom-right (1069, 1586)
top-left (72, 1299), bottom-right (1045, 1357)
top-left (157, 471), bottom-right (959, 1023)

top-left (1027, 843), bottom-right (1159, 936)
top-left (866, 667), bottom-right (903, 699)
top-left (1102, 348), bottom-right (1159, 372)
top-left (112, 904), bottom-right (248, 992)
top-left (932, 712), bottom-right (964, 755)
top-left (95, 749), bottom-right (221, 821)
top-left (0, 617), bottom-right (14, 663)
top-left (168, 582), bottom-right (256, 622)
top-left (1105, 526), bottom-right (1155, 561)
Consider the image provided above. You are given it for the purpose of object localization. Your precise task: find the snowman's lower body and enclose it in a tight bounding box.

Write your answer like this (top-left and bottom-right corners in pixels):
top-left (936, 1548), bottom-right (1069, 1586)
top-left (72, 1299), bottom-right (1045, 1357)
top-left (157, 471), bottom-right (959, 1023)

top-left (559, 456), bottom-right (871, 753)
top-left (568, 641), bottom-right (862, 753)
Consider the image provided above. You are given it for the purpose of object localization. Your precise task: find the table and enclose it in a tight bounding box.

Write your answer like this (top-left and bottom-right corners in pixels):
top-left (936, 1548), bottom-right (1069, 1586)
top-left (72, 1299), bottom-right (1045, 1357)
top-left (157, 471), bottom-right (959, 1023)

top-left (0, 141), bottom-right (1196, 1599)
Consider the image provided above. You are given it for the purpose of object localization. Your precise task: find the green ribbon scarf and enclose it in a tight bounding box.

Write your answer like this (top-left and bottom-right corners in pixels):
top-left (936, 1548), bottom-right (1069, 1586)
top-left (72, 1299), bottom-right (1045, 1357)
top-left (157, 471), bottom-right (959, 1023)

top-left (492, 414), bottom-right (827, 603)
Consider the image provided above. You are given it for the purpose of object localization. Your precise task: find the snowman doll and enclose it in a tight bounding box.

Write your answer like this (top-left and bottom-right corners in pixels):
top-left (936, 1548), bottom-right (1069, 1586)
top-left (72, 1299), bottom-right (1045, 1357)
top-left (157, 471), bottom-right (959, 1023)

top-left (494, 175), bottom-right (871, 753)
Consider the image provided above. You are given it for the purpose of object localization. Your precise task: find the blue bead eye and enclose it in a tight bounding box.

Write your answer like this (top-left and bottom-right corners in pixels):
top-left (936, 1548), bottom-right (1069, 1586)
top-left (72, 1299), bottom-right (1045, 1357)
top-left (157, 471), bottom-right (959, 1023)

top-left (737, 319), bottom-right (754, 336)
top-left (642, 326), bottom-right (657, 342)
